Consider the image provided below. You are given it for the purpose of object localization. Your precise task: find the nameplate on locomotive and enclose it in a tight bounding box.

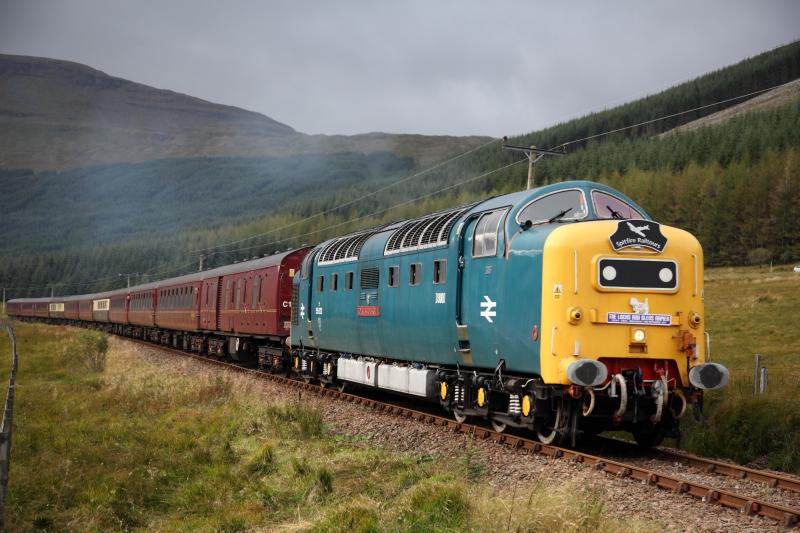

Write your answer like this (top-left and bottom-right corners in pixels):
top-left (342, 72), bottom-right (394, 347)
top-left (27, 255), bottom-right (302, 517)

top-left (609, 220), bottom-right (667, 253)
top-left (607, 312), bottom-right (672, 326)
top-left (357, 306), bottom-right (380, 317)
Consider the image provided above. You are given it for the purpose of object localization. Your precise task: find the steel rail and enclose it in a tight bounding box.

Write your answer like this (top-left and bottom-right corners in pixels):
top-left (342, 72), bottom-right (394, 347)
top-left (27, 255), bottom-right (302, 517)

top-left (122, 336), bottom-right (800, 528)
top-left (593, 435), bottom-right (800, 494)
top-left (656, 449), bottom-right (800, 494)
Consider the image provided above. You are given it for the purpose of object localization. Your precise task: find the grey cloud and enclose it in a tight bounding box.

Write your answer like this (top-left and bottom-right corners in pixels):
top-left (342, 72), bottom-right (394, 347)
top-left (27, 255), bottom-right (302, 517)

top-left (0, 0), bottom-right (798, 136)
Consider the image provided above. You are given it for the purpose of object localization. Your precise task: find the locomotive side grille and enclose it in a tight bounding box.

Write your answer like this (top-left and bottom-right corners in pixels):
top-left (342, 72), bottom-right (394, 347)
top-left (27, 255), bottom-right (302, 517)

top-left (360, 267), bottom-right (379, 290)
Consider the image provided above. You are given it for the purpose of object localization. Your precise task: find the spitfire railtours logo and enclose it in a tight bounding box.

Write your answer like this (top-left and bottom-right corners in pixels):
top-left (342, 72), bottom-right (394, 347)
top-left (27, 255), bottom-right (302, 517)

top-left (609, 220), bottom-right (668, 253)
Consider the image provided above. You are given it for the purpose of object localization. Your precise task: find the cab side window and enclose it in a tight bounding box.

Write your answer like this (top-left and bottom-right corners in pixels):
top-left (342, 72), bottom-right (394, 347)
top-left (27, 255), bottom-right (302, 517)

top-left (472, 210), bottom-right (506, 258)
top-left (591, 190), bottom-right (644, 220)
top-left (516, 190), bottom-right (587, 226)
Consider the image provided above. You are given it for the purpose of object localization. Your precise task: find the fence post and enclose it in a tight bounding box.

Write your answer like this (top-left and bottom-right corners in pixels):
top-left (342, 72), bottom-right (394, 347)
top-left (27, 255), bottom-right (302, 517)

top-left (759, 366), bottom-right (768, 395)
top-left (753, 354), bottom-right (762, 395)
top-left (0, 324), bottom-right (17, 530)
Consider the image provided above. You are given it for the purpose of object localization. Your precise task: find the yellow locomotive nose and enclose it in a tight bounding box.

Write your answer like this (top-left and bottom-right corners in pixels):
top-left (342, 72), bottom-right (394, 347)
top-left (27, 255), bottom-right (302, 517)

top-left (539, 220), bottom-right (711, 390)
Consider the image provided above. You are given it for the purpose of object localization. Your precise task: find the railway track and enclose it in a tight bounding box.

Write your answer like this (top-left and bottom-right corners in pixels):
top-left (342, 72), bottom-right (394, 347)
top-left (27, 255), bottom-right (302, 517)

top-left (122, 336), bottom-right (800, 527)
top-left (590, 435), bottom-right (800, 495)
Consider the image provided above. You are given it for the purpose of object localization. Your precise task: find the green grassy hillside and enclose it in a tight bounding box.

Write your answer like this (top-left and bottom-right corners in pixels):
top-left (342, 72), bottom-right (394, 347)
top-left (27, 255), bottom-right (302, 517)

top-left (0, 54), bottom-right (491, 172)
top-left (681, 265), bottom-right (800, 472)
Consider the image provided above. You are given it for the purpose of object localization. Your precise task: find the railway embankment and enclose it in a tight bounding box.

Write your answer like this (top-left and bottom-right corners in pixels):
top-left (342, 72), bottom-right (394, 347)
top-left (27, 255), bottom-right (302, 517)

top-left (4, 323), bottom-right (652, 531)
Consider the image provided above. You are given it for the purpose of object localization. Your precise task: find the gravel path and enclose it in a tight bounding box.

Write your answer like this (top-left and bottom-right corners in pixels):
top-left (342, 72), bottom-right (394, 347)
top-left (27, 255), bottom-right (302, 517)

top-left (117, 338), bottom-right (793, 532)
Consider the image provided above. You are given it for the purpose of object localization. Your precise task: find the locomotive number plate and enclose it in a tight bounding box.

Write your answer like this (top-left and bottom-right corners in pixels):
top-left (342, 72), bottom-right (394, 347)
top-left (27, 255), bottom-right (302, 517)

top-left (357, 306), bottom-right (380, 317)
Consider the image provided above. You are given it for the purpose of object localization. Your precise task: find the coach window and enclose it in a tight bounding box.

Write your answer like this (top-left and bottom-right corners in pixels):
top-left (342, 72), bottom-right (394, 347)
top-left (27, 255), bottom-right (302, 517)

top-left (409, 263), bottom-right (421, 286)
top-left (330, 273), bottom-right (338, 292)
top-left (236, 279), bottom-right (243, 308)
top-left (472, 210), bottom-right (505, 258)
top-left (433, 260), bottom-right (446, 284)
top-left (388, 266), bottom-right (399, 288)
top-left (345, 271), bottom-right (354, 291)
top-left (317, 275), bottom-right (325, 292)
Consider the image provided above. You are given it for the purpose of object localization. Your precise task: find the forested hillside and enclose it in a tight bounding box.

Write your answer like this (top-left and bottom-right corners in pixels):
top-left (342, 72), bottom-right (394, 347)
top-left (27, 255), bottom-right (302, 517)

top-left (0, 152), bottom-right (413, 254)
top-left (2, 41), bottom-right (799, 297)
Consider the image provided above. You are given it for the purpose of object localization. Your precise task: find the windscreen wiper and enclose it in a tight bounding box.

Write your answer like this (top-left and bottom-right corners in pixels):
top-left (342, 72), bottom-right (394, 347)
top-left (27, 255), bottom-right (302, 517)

top-left (548, 207), bottom-right (573, 223)
top-left (606, 206), bottom-right (624, 220)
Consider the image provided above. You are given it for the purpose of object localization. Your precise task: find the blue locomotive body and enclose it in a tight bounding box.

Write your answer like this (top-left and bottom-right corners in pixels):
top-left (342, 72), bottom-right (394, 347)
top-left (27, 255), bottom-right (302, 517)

top-left (291, 181), bottom-right (646, 374)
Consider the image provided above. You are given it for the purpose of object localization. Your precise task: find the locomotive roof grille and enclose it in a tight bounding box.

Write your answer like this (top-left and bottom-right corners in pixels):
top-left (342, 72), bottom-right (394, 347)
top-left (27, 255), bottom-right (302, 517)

top-left (384, 203), bottom-right (477, 255)
top-left (317, 227), bottom-right (385, 265)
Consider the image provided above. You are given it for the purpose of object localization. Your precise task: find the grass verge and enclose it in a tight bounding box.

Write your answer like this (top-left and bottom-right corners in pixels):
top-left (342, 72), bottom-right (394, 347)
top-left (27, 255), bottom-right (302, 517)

top-left (680, 265), bottom-right (800, 473)
top-left (6, 323), bottom-right (651, 531)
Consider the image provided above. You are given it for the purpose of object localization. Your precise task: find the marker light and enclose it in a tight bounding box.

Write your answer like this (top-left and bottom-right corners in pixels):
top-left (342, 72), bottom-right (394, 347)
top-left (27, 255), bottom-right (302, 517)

top-left (659, 267), bottom-right (674, 283)
top-left (602, 265), bottom-right (617, 281)
top-left (632, 328), bottom-right (646, 343)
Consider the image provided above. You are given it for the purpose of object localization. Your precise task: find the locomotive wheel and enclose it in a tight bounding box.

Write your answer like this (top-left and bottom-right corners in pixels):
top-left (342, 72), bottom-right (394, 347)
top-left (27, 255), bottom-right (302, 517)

top-left (537, 399), bottom-right (565, 445)
top-left (453, 409), bottom-right (467, 424)
top-left (490, 419), bottom-right (507, 433)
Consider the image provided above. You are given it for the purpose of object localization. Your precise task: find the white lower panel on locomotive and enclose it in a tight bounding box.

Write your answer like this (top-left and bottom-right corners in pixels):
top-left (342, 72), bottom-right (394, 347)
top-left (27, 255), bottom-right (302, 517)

top-left (337, 357), bottom-right (434, 398)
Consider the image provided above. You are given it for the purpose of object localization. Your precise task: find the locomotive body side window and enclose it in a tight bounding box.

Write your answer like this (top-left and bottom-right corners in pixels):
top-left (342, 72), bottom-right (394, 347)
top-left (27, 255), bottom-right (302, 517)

top-left (388, 266), bottom-right (399, 288)
top-left (409, 263), bottom-right (421, 286)
top-left (591, 190), bottom-right (644, 220)
top-left (515, 189), bottom-right (588, 226)
top-left (433, 260), bottom-right (446, 284)
top-left (472, 210), bottom-right (506, 258)
top-left (330, 273), bottom-right (338, 292)
top-left (317, 275), bottom-right (324, 292)
top-left (345, 271), bottom-right (354, 291)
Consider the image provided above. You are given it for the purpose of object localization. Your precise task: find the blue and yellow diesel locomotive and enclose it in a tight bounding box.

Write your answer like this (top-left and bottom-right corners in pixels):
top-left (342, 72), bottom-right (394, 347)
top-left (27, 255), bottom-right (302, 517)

top-left (290, 180), bottom-right (729, 445)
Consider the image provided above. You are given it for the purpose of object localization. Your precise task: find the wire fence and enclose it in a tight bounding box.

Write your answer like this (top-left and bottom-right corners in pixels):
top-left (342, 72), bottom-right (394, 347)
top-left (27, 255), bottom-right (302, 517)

top-left (0, 323), bottom-right (17, 530)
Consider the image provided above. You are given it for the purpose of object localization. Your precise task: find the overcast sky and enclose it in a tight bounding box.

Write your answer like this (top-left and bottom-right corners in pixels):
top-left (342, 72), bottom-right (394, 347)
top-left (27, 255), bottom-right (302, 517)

top-left (1, 0), bottom-right (798, 137)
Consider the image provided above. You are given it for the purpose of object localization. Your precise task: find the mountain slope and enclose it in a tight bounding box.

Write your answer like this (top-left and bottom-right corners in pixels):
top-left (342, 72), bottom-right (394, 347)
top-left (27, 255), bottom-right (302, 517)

top-left (0, 54), bottom-right (490, 170)
top-left (661, 78), bottom-right (800, 135)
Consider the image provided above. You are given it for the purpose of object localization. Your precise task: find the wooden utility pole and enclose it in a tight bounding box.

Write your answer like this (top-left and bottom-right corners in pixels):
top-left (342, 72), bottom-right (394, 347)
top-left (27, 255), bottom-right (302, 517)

top-left (198, 255), bottom-right (204, 272)
top-left (1, 288), bottom-right (5, 316)
top-left (502, 142), bottom-right (565, 190)
top-left (526, 145), bottom-right (536, 190)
